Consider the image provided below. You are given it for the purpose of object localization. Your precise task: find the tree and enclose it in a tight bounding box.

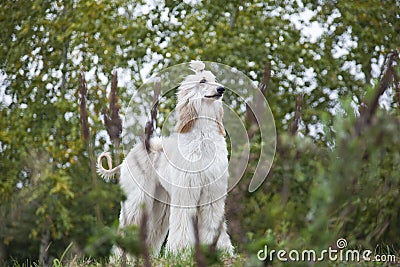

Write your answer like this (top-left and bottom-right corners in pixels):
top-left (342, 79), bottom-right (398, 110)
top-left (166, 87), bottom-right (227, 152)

top-left (0, 0), bottom-right (152, 263)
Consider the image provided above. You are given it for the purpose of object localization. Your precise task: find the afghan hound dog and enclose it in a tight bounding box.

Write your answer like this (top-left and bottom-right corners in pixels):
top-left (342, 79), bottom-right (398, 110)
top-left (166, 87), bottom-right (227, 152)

top-left (97, 61), bottom-right (234, 258)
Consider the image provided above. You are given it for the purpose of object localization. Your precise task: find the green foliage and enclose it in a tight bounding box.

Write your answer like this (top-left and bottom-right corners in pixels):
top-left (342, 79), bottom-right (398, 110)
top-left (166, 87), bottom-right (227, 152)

top-left (0, 0), bottom-right (136, 263)
top-left (310, 109), bottom-right (400, 247)
top-left (84, 224), bottom-right (141, 259)
top-left (239, 107), bottom-right (400, 265)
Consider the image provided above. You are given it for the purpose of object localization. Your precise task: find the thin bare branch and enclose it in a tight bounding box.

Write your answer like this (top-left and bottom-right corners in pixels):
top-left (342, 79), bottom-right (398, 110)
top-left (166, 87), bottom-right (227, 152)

top-left (103, 71), bottom-right (122, 143)
top-left (392, 66), bottom-right (400, 105)
top-left (259, 61), bottom-right (271, 96)
top-left (356, 50), bottom-right (399, 135)
top-left (145, 78), bottom-right (161, 152)
top-left (193, 214), bottom-right (206, 267)
top-left (290, 94), bottom-right (304, 136)
top-left (139, 209), bottom-right (151, 267)
top-left (79, 72), bottom-right (89, 141)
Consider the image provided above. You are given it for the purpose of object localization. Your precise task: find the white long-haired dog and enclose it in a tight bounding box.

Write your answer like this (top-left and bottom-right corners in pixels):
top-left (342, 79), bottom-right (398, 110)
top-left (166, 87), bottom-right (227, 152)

top-left (97, 61), bottom-right (233, 257)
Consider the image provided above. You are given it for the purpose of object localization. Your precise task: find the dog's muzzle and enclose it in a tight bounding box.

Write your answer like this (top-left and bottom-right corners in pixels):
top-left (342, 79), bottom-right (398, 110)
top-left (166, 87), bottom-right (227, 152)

top-left (205, 86), bottom-right (225, 99)
top-left (217, 86), bottom-right (225, 94)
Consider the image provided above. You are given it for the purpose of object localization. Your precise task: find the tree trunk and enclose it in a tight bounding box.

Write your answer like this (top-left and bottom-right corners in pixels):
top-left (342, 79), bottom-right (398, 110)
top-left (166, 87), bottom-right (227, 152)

top-left (39, 218), bottom-right (51, 266)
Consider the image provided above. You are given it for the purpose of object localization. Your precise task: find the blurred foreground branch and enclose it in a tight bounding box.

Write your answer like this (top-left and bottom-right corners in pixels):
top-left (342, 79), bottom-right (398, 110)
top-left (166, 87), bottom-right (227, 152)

top-left (139, 210), bottom-right (151, 267)
top-left (356, 50), bottom-right (399, 135)
top-left (144, 78), bottom-right (161, 152)
top-left (102, 71), bottom-right (122, 162)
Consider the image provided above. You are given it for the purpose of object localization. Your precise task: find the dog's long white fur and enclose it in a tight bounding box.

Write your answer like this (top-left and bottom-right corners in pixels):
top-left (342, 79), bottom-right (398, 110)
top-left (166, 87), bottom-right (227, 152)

top-left (97, 61), bottom-right (233, 258)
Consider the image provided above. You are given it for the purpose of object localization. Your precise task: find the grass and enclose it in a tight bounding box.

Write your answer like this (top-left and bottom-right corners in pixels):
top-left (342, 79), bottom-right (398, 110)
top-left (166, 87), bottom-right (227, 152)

top-left (6, 253), bottom-right (399, 267)
top-left (6, 254), bottom-right (246, 267)
top-left (4, 242), bottom-right (399, 267)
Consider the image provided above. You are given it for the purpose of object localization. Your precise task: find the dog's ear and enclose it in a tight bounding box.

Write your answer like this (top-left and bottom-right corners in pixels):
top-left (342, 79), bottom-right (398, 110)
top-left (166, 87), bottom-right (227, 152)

top-left (217, 107), bottom-right (226, 136)
top-left (175, 99), bottom-right (197, 133)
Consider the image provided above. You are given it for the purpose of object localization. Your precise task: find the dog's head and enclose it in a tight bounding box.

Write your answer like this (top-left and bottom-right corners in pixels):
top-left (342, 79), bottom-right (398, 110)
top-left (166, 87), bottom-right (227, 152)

top-left (175, 61), bottom-right (226, 135)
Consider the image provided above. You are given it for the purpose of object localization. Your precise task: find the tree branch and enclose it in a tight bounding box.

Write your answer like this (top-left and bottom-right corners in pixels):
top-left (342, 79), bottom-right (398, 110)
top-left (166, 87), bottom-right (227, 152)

top-left (355, 50), bottom-right (399, 135)
top-left (79, 72), bottom-right (89, 141)
top-left (144, 78), bottom-right (161, 152)
top-left (290, 94), bottom-right (303, 136)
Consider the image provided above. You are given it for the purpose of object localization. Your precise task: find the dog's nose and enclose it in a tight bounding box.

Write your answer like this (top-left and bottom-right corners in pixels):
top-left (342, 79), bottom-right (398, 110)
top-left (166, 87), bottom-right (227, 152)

top-left (217, 86), bottom-right (225, 94)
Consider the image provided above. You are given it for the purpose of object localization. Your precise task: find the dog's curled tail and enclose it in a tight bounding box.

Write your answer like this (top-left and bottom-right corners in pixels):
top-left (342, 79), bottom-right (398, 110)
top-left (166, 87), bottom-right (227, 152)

top-left (97, 152), bottom-right (121, 181)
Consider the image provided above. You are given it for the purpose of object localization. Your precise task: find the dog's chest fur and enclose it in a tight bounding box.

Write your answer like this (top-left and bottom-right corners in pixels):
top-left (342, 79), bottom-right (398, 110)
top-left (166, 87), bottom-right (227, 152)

top-left (154, 129), bottom-right (228, 189)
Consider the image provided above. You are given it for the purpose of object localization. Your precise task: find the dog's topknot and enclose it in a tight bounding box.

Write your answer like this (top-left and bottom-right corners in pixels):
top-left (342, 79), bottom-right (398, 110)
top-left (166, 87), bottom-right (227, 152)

top-left (190, 61), bottom-right (205, 73)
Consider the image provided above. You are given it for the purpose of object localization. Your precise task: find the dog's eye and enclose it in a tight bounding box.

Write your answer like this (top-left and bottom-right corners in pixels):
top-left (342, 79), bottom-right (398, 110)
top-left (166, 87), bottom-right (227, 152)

top-left (200, 78), bottom-right (207, 83)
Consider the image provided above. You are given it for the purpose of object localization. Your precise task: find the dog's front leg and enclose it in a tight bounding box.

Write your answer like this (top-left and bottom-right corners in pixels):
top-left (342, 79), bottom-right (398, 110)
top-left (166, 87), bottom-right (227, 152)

top-left (146, 184), bottom-right (170, 256)
top-left (198, 181), bottom-right (234, 255)
top-left (165, 187), bottom-right (201, 255)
